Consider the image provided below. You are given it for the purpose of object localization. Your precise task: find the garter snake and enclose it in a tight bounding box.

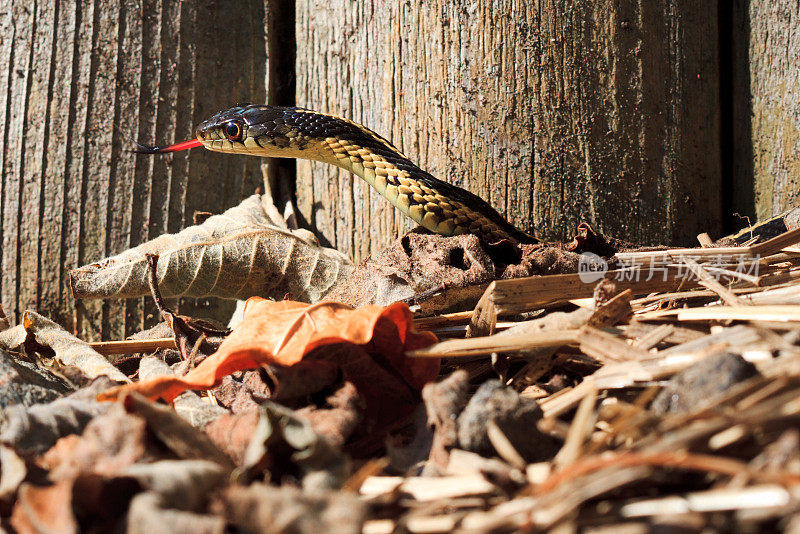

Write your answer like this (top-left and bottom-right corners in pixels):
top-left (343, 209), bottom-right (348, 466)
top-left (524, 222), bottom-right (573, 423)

top-left (138, 104), bottom-right (538, 245)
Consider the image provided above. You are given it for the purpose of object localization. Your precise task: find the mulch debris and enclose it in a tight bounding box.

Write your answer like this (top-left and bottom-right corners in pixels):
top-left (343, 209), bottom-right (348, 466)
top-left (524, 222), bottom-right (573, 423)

top-left (2, 212), bottom-right (800, 533)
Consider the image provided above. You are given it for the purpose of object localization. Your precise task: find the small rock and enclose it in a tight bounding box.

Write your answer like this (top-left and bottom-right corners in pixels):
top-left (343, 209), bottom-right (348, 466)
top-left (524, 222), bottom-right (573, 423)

top-left (651, 352), bottom-right (759, 415)
top-left (457, 380), bottom-right (559, 462)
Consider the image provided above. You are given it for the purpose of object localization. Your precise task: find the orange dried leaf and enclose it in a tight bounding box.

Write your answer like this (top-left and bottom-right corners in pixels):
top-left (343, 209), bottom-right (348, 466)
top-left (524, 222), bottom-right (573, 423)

top-left (99, 300), bottom-right (438, 422)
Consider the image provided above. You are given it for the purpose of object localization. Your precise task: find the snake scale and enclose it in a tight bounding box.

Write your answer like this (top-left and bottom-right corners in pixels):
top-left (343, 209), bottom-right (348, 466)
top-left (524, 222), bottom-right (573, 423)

top-left (138, 104), bottom-right (538, 245)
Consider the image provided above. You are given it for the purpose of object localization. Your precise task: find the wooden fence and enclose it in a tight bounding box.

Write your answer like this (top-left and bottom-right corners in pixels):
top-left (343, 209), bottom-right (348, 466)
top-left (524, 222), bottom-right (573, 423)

top-left (0, 0), bottom-right (797, 339)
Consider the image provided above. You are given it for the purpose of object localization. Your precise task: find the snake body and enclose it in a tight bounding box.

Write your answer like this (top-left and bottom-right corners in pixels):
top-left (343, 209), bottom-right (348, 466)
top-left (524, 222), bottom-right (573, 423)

top-left (193, 104), bottom-right (537, 244)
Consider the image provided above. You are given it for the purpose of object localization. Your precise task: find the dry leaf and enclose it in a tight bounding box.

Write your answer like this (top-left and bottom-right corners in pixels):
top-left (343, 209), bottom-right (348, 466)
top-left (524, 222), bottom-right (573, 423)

top-left (138, 356), bottom-right (227, 428)
top-left (0, 349), bottom-right (72, 409)
top-left (204, 410), bottom-right (261, 466)
top-left (0, 378), bottom-right (116, 454)
top-left (11, 481), bottom-right (77, 534)
top-left (0, 445), bottom-right (26, 500)
top-left (212, 483), bottom-right (366, 534)
top-left (237, 401), bottom-right (349, 490)
top-left (21, 311), bottom-right (129, 383)
top-left (100, 300), bottom-right (439, 428)
top-left (121, 393), bottom-right (234, 469)
top-left (127, 492), bottom-right (225, 534)
top-left (296, 381), bottom-right (364, 448)
top-left (123, 460), bottom-right (227, 511)
top-left (41, 404), bottom-right (148, 481)
top-left (126, 491), bottom-right (227, 534)
top-left (69, 195), bottom-right (353, 302)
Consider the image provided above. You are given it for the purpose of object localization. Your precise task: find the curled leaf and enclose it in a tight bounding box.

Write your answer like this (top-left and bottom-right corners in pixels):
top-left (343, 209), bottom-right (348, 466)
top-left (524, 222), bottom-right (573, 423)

top-left (0, 350), bottom-right (72, 409)
top-left (238, 401), bottom-right (349, 490)
top-left (138, 356), bottom-right (227, 428)
top-left (100, 300), bottom-right (439, 427)
top-left (0, 378), bottom-right (116, 454)
top-left (69, 195), bottom-right (354, 302)
top-left (21, 311), bottom-right (130, 383)
top-left (213, 483), bottom-right (366, 534)
top-left (11, 481), bottom-right (77, 534)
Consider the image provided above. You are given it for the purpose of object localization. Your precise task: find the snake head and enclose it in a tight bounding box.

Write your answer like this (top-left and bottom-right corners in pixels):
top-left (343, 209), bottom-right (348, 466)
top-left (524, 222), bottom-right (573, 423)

top-left (195, 104), bottom-right (252, 153)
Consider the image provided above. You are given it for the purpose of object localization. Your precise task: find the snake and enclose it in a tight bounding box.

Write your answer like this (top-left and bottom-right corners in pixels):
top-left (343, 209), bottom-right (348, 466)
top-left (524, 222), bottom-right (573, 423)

top-left (137, 104), bottom-right (538, 245)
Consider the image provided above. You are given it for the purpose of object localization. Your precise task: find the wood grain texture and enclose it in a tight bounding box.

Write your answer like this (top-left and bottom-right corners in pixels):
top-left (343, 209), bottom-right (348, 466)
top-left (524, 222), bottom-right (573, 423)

top-left (732, 0), bottom-right (800, 222)
top-left (296, 0), bottom-right (721, 262)
top-left (0, 0), bottom-right (268, 340)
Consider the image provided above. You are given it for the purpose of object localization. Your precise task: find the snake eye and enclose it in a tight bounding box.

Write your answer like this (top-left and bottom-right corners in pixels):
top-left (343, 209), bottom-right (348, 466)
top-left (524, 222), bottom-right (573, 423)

top-left (223, 121), bottom-right (242, 142)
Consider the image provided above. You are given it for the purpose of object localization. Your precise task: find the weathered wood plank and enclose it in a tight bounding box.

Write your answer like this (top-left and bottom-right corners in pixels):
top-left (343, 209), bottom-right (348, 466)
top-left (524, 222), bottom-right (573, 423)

top-left (732, 0), bottom-right (800, 222)
top-left (40, 0), bottom-right (78, 328)
top-left (0, 0), bottom-right (269, 339)
top-left (296, 0), bottom-right (722, 262)
top-left (19, 0), bottom-right (57, 322)
top-left (2, 0), bottom-right (35, 322)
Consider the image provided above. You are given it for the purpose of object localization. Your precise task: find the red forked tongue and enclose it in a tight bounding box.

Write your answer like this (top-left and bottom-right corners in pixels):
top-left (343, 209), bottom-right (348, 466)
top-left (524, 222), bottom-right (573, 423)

top-left (133, 138), bottom-right (203, 154)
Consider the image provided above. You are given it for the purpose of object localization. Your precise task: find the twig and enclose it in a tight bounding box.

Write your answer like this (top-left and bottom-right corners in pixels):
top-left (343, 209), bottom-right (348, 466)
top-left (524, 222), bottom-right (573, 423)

top-left (681, 257), bottom-right (745, 306)
top-left (406, 329), bottom-right (580, 359)
top-left (89, 338), bottom-right (178, 355)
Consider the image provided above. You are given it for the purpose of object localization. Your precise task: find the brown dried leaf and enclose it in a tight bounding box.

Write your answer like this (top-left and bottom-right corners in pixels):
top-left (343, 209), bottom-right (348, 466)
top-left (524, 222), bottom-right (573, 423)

top-left (296, 381), bottom-right (365, 448)
top-left (100, 300), bottom-right (439, 433)
top-left (0, 445), bottom-right (26, 500)
top-left (69, 194), bottom-right (353, 302)
top-left (138, 356), bottom-right (227, 428)
top-left (127, 492), bottom-right (225, 534)
top-left (21, 311), bottom-right (129, 383)
top-left (237, 401), bottom-right (350, 491)
top-left (41, 404), bottom-right (148, 481)
top-left (121, 393), bottom-right (234, 469)
top-left (0, 350), bottom-right (72, 409)
top-left (11, 481), bottom-right (77, 534)
top-left (213, 483), bottom-right (366, 534)
top-left (204, 409), bottom-right (261, 465)
top-left (123, 460), bottom-right (227, 511)
top-left (0, 378), bottom-right (115, 454)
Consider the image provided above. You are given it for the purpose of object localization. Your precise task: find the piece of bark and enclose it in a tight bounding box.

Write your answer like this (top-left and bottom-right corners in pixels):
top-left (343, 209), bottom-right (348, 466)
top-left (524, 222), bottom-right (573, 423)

top-left (326, 233), bottom-right (495, 313)
top-left (328, 232), bottom-right (583, 314)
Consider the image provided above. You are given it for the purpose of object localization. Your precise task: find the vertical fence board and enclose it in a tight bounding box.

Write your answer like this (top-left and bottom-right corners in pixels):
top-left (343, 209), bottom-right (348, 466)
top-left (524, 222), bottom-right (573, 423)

top-left (2, 0), bottom-right (35, 322)
top-left (0, 0), bottom-right (268, 339)
top-left (733, 0), bottom-right (800, 222)
top-left (296, 0), bottom-right (721, 262)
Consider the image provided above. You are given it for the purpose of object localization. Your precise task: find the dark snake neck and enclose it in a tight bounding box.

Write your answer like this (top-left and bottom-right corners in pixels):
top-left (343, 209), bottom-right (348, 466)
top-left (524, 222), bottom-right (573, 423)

top-left (198, 104), bottom-right (538, 244)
